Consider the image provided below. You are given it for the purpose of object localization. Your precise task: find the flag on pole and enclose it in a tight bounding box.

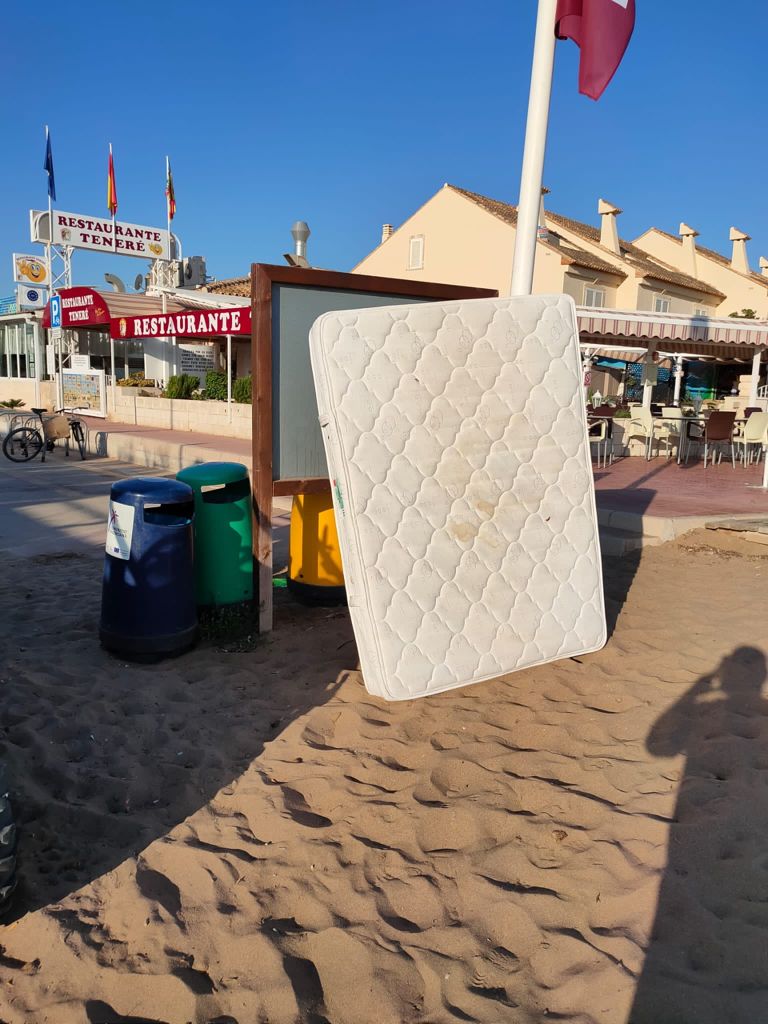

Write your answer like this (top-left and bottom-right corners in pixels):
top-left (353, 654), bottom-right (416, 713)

top-left (44, 127), bottom-right (56, 201)
top-left (107, 144), bottom-right (118, 216)
top-left (165, 158), bottom-right (176, 221)
top-left (555, 0), bottom-right (636, 100)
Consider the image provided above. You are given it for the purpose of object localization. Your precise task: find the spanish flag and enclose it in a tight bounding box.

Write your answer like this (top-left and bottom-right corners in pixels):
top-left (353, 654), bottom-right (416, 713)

top-left (166, 157), bottom-right (176, 221)
top-left (107, 144), bottom-right (118, 217)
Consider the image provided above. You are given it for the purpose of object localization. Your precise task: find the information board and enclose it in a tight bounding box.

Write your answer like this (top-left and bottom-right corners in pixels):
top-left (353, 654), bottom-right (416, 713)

top-left (61, 369), bottom-right (106, 417)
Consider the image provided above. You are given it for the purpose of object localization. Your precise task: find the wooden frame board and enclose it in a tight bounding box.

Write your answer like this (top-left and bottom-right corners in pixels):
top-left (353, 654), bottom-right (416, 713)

top-left (250, 263), bottom-right (497, 631)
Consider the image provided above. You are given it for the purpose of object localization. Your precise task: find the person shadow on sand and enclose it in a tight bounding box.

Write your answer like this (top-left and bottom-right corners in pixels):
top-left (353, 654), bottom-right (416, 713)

top-left (629, 646), bottom-right (768, 1024)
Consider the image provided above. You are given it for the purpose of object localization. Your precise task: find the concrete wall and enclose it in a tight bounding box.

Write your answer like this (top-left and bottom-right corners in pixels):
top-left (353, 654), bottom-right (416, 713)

top-left (562, 266), bottom-right (621, 308)
top-left (109, 391), bottom-right (251, 439)
top-left (634, 282), bottom-right (713, 316)
top-left (0, 378), bottom-right (56, 409)
top-left (635, 229), bottom-right (768, 319)
top-left (354, 185), bottom-right (512, 294)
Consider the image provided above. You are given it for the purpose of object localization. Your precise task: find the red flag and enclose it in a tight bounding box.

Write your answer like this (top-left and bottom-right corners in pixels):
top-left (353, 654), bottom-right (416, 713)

top-left (107, 144), bottom-right (118, 216)
top-left (556, 0), bottom-right (635, 100)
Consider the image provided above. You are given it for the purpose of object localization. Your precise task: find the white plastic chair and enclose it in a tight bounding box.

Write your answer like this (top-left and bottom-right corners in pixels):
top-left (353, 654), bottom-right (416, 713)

top-left (741, 412), bottom-right (768, 467)
top-left (625, 406), bottom-right (655, 460)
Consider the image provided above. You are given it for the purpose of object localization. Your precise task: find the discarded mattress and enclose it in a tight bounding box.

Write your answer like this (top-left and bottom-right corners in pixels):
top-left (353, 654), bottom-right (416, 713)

top-left (309, 295), bottom-right (606, 701)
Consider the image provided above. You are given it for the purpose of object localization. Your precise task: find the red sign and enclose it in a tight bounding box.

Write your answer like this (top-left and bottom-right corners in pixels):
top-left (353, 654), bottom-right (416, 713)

top-left (111, 306), bottom-right (251, 339)
top-left (42, 287), bottom-right (110, 328)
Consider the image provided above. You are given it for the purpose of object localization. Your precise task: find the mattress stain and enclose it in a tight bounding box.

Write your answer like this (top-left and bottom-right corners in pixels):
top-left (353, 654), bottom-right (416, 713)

top-left (449, 521), bottom-right (478, 542)
top-left (473, 499), bottom-right (496, 519)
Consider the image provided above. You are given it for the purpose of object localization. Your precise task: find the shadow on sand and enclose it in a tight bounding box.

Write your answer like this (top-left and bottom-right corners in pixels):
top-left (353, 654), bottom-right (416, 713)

top-left (630, 646), bottom-right (768, 1024)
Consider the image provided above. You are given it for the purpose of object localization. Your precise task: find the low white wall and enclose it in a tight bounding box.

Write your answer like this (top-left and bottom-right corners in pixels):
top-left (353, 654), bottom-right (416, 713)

top-left (0, 379), bottom-right (56, 410)
top-left (108, 390), bottom-right (251, 439)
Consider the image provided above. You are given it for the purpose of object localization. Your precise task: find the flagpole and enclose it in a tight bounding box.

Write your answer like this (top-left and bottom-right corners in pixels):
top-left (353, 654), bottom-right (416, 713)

top-left (44, 125), bottom-right (64, 410)
top-left (510, 0), bottom-right (558, 297)
top-left (166, 156), bottom-right (171, 255)
top-left (109, 143), bottom-right (117, 403)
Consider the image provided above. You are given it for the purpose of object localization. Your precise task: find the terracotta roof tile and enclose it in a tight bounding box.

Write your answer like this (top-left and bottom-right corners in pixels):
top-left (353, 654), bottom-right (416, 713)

top-left (650, 228), bottom-right (768, 291)
top-left (202, 276), bottom-right (250, 297)
top-left (545, 212), bottom-right (726, 299)
top-left (448, 186), bottom-right (724, 299)
top-left (448, 186), bottom-right (626, 278)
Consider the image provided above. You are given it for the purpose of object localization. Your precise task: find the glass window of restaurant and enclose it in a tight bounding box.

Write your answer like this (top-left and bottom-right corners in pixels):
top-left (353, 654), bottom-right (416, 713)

top-left (76, 330), bottom-right (146, 379)
top-left (0, 320), bottom-right (38, 379)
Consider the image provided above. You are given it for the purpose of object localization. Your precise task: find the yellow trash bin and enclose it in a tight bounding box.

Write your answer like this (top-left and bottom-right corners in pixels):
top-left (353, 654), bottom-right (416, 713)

top-left (287, 492), bottom-right (346, 605)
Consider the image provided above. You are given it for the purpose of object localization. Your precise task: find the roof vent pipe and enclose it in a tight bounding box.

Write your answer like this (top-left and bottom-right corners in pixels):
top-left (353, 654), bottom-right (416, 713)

top-left (598, 199), bottom-right (622, 254)
top-left (291, 221), bottom-right (310, 260)
top-left (381, 224), bottom-right (394, 243)
top-left (678, 223), bottom-right (699, 277)
top-left (729, 227), bottom-right (751, 274)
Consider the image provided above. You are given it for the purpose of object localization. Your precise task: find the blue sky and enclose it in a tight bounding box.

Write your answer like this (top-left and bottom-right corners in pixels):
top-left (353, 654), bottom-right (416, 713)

top-left (1, 1), bottom-right (765, 297)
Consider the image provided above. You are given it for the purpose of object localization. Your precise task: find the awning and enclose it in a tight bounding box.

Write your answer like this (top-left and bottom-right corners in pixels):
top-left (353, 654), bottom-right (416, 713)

top-left (577, 307), bottom-right (768, 350)
top-left (42, 287), bottom-right (187, 329)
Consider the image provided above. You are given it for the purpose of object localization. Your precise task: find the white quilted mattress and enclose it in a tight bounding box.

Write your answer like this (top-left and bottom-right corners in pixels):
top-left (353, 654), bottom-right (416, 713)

top-left (309, 295), bottom-right (606, 701)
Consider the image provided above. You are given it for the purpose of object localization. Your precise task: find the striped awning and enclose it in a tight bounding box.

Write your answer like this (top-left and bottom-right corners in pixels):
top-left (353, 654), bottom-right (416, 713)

top-left (577, 307), bottom-right (768, 349)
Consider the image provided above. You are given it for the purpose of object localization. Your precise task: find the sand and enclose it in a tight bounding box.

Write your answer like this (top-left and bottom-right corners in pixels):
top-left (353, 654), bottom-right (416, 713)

top-left (0, 531), bottom-right (766, 1024)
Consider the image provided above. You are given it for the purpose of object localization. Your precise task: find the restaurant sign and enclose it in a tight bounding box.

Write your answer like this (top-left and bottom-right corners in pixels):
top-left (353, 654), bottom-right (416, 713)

top-left (111, 306), bottom-right (251, 339)
top-left (31, 209), bottom-right (171, 260)
top-left (42, 287), bottom-right (109, 328)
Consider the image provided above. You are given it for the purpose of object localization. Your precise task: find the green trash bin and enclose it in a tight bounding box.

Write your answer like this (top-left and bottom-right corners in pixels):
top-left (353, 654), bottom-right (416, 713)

top-left (176, 462), bottom-right (253, 606)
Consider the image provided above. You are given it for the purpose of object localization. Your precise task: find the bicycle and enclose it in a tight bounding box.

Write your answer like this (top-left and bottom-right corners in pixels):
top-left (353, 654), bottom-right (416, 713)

top-left (2, 407), bottom-right (87, 463)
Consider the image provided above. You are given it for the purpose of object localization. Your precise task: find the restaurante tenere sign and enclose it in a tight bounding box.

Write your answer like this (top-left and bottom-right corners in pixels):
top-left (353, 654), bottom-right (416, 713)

top-left (30, 209), bottom-right (171, 260)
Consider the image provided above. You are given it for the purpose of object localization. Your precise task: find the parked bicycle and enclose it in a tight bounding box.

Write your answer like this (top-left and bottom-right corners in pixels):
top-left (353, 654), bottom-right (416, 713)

top-left (2, 407), bottom-right (87, 463)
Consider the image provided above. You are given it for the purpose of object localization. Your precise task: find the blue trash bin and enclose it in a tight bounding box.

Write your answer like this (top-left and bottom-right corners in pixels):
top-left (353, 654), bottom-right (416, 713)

top-left (100, 477), bottom-right (198, 657)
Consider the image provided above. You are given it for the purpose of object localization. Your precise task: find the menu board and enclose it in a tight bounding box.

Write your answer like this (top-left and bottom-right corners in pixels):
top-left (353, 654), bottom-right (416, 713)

top-left (61, 369), bottom-right (106, 417)
top-left (179, 343), bottom-right (217, 385)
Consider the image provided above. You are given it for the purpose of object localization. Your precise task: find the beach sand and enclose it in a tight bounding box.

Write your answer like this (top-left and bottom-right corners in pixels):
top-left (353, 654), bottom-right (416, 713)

top-left (0, 531), bottom-right (766, 1023)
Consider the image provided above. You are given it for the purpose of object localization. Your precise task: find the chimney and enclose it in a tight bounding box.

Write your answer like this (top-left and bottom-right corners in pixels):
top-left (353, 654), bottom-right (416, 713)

top-left (537, 186), bottom-right (550, 242)
top-left (381, 224), bottom-right (394, 244)
top-left (729, 227), bottom-right (751, 274)
top-left (760, 256), bottom-right (768, 279)
top-left (598, 199), bottom-right (622, 254)
top-left (678, 223), bottom-right (699, 277)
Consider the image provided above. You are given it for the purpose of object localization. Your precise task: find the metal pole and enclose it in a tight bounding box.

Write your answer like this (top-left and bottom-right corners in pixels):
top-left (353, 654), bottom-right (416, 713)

top-left (56, 331), bottom-right (64, 409)
top-left (673, 355), bottom-right (683, 405)
top-left (510, 0), bottom-right (558, 296)
top-left (748, 346), bottom-right (763, 406)
top-left (226, 334), bottom-right (232, 422)
top-left (109, 335), bottom-right (116, 409)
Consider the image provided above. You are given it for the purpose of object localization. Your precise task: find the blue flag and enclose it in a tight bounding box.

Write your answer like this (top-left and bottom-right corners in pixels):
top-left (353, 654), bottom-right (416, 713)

top-left (44, 127), bottom-right (56, 201)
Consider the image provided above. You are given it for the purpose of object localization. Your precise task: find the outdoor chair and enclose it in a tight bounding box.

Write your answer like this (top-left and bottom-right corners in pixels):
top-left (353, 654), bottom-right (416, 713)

top-left (740, 412), bottom-right (768, 467)
top-left (658, 407), bottom-right (685, 459)
top-left (624, 406), bottom-right (676, 460)
top-left (743, 406), bottom-right (762, 419)
top-left (588, 416), bottom-right (613, 468)
top-left (684, 410), bottom-right (737, 468)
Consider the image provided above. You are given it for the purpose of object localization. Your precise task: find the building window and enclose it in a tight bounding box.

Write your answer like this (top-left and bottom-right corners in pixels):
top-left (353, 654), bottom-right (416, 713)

top-left (584, 287), bottom-right (606, 308)
top-left (694, 307), bottom-right (708, 316)
top-left (408, 235), bottom-right (424, 270)
top-left (654, 296), bottom-right (671, 313)
top-left (0, 321), bottom-right (38, 379)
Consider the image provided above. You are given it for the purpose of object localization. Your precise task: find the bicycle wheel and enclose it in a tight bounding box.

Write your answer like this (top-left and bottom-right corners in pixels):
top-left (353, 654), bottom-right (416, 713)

top-left (3, 427), bottom-right (44, 463)
top-left (71, 420), bottom-right (87, 460)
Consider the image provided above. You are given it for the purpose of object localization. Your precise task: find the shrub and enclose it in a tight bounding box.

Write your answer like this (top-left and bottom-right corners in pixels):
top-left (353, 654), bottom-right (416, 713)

top-left (118, 373), bottom-right (156, 388)
top-left (164, 374), bottom-right (200, 400)
top-left (0, 399), bottom-right (25, 409)
top-left (205, 371), bottom-right (228, 402)
top-left (233, 376), bottom-right (252, 404)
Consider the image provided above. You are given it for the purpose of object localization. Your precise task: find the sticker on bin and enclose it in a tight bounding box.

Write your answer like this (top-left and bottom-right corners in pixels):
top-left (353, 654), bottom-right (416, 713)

top-left (106, 500), bottom-right (135, 560)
